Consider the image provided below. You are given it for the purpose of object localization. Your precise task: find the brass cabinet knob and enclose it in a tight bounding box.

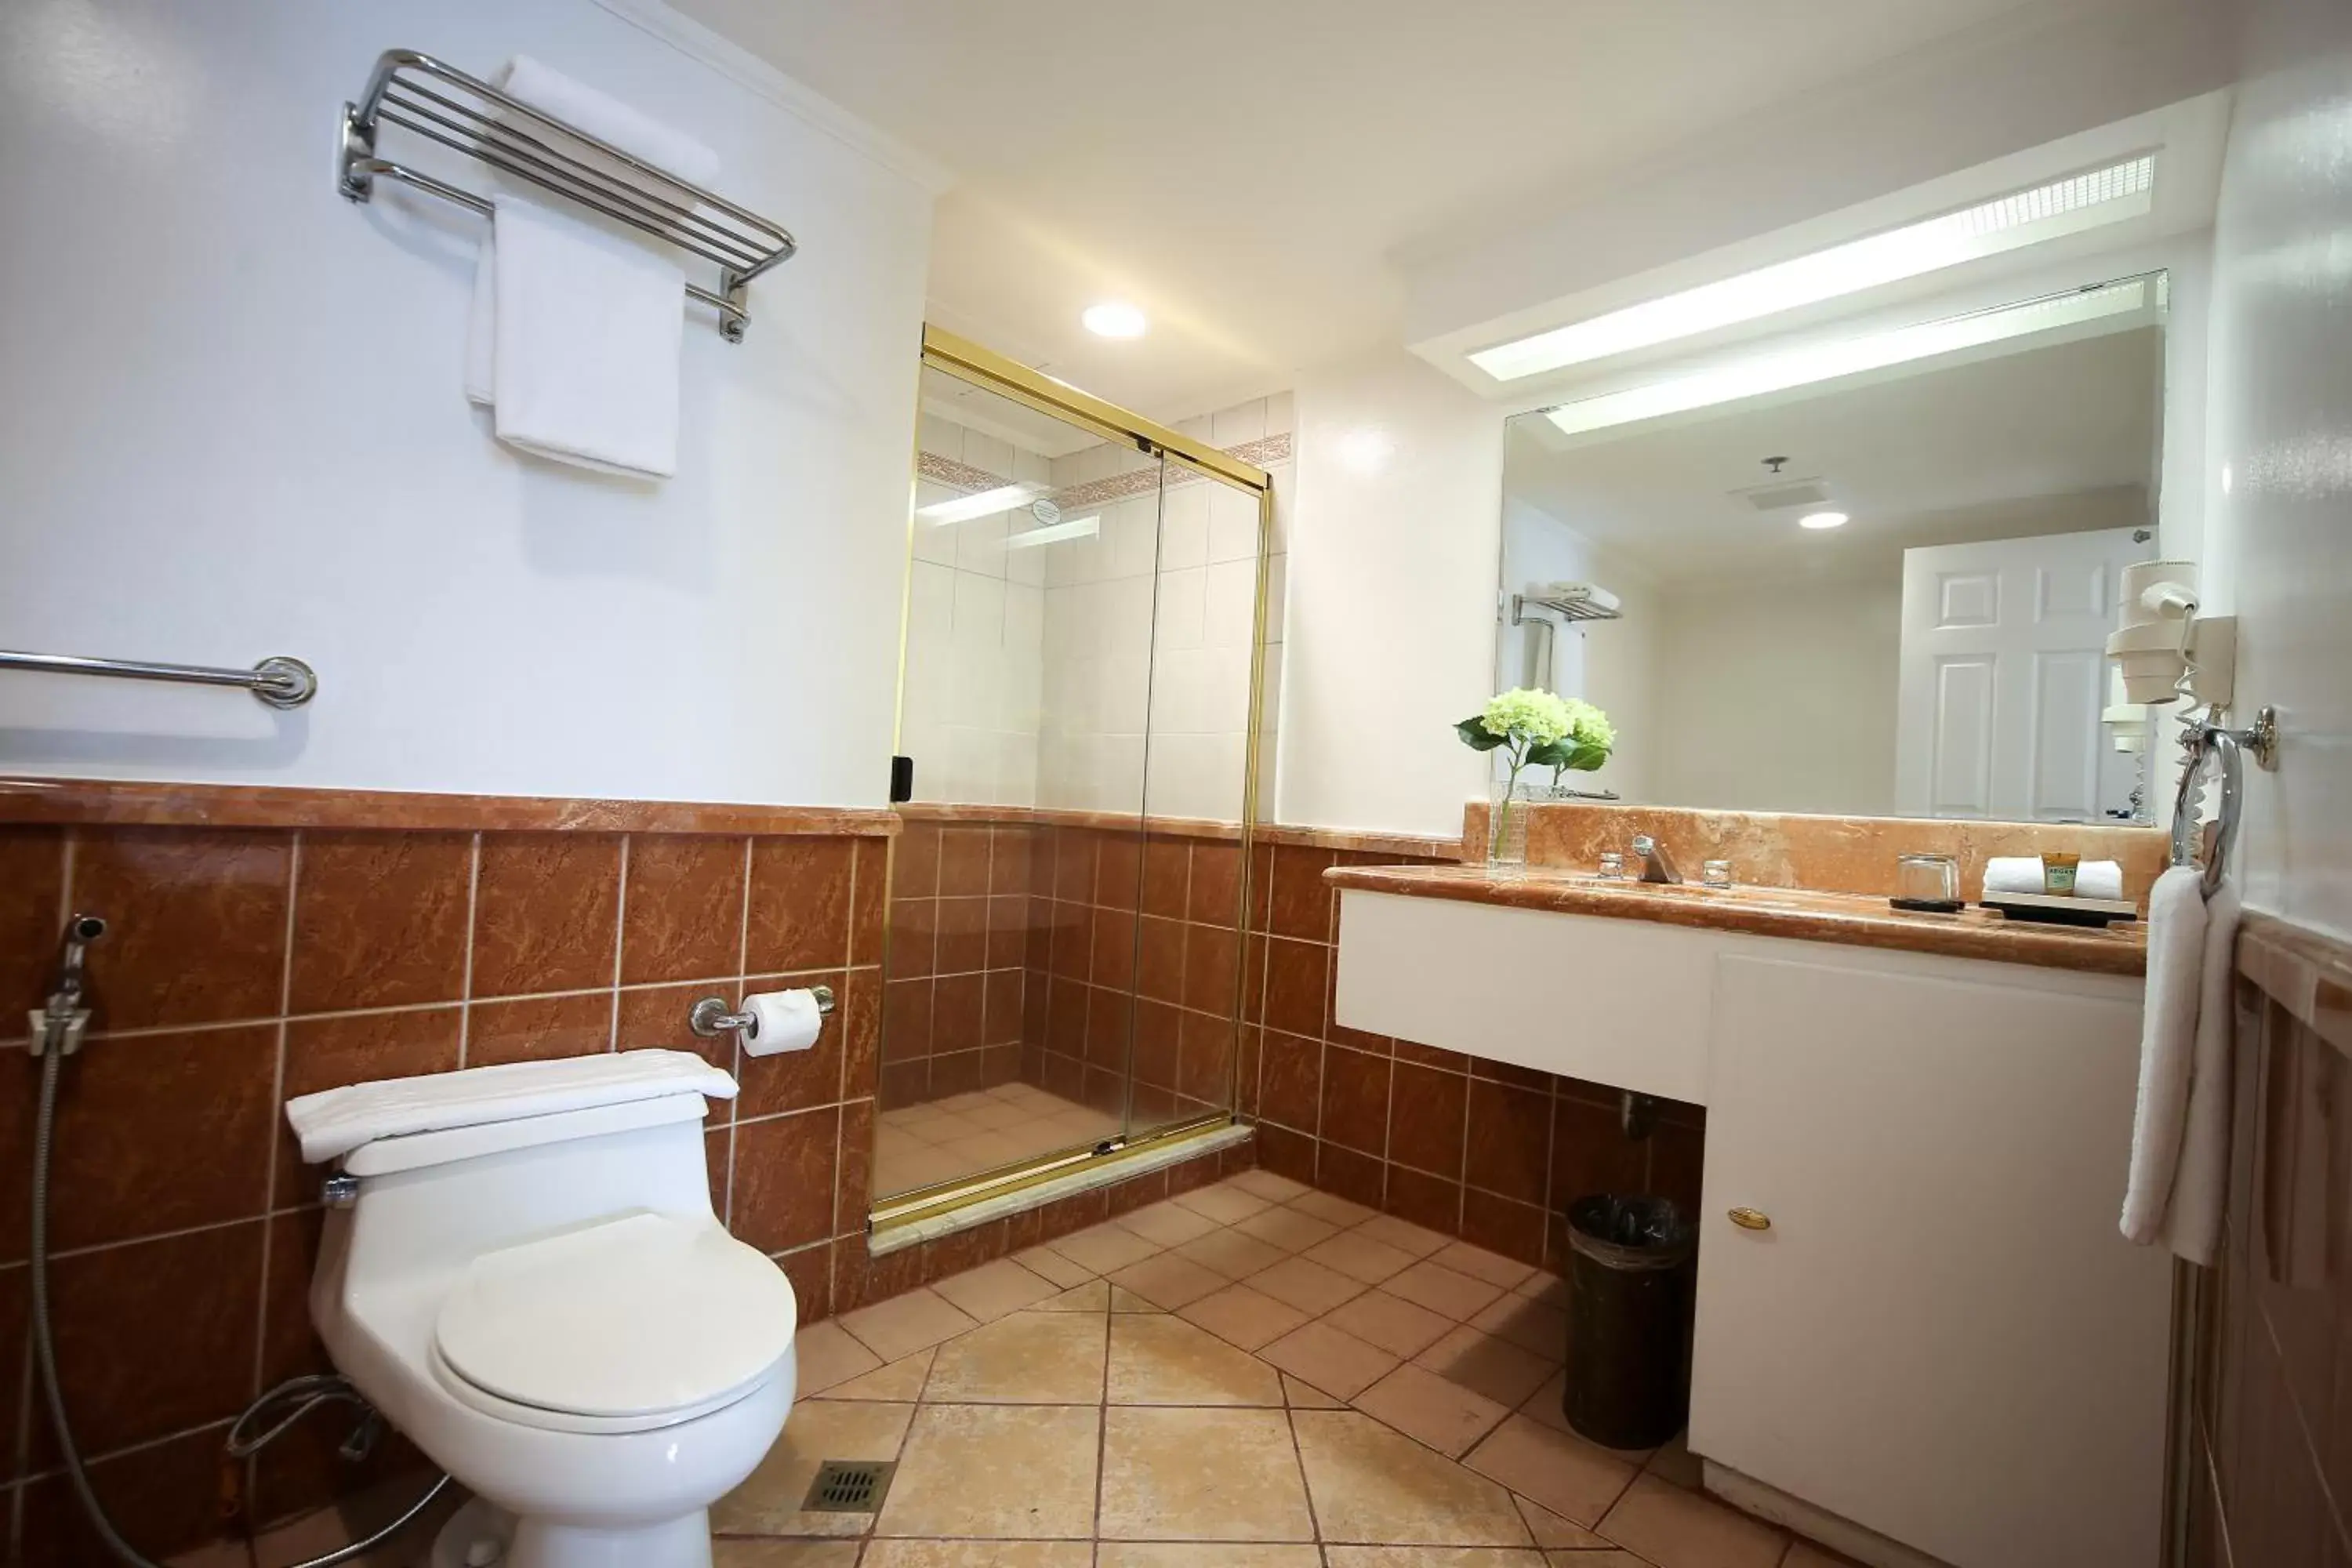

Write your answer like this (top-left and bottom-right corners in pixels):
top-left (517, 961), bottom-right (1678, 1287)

top-left (1727, 1207), bottom-right (1773, 1232)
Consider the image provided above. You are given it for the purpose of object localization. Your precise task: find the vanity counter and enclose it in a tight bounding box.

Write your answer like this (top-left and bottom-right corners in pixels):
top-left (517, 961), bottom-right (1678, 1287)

top-left (1323, 862), bottom-right (2147, 977)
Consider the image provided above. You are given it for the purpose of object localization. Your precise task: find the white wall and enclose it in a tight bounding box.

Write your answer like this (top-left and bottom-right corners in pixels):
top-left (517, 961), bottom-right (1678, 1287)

top-left (1650, 575), bottom-right (1902, 816)
top-left (2199, 0), bottom-right (2352, 938)
top-left (0, 0), bottom-right (937, 805)
top-left (1282, 350), bottom-right (1502, 837)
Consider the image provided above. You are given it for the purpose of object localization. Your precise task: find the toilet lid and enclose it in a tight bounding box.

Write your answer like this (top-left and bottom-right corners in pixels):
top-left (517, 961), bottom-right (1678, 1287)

top-left (434, 1213), bottom-right (797, 1419)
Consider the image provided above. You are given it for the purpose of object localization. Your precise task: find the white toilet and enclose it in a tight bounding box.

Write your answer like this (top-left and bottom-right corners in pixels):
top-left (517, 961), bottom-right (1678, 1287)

top-left (286, 1049), bottom-right (797, 1568)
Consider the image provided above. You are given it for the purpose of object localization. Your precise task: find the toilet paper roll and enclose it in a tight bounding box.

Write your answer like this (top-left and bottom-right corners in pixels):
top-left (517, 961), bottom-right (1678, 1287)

top-left (740, 989), bottom-right (824, 1056)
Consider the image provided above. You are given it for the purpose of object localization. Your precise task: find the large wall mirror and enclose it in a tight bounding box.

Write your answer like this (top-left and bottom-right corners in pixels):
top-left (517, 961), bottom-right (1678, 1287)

top-left (1496, 274), bottom-right (2169, 826)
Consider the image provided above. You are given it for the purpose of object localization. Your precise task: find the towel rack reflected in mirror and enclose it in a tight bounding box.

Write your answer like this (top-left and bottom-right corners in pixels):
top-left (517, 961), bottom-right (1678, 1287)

top-left (338, 49), bottom-right (797, 342)
top-left (2170, 705), bottom-right (2276, 894)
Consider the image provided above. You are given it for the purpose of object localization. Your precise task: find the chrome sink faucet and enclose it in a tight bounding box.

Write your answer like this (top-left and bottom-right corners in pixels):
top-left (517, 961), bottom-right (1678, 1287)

top-left (1630, 834), bottom-right (1683, 885)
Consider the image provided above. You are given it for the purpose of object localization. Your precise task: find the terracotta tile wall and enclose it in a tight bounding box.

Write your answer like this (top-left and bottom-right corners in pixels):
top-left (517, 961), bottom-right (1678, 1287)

top-left (1020, 825), bottom-right (1247, 1133)
top-left (0, 821), bottom-right (886, 1562)
top-left (877, 819), bottom-right (1033, 1108)
top-left (2183, 920), bottom-right (2352, 1567)
top-left (1239, 842), bottom-right (1708, 1273)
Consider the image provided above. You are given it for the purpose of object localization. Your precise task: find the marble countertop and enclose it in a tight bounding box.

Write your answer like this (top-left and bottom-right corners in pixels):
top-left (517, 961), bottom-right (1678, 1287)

top-left (1324, 862), bottom-right (2149, 978)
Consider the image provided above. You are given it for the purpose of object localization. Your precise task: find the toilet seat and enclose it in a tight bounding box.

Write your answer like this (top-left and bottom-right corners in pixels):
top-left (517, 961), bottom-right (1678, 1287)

top-left (431, 1211), bottom-right (797, 1434)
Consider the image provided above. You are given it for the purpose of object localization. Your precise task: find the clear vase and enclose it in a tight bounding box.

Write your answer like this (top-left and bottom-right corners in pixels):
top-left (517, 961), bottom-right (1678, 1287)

top-left (1487, 782), bottom-right (1530, 866)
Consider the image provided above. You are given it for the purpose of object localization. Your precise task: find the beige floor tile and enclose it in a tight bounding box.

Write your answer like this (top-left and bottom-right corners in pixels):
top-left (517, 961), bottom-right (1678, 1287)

top-left (1517, 1370), bottom-right (1570, 1434)
top-left (1543, 1555), bottom-right (1645, 1566)
top-left (1417, 1325), bottom-right (1555, 1408)
top-left (1015, 1244), bottom-right (1097, 1287)
top-left (1323, 1551), bottom-right (1548, 1567)
top-left (794, 1319), bottom-right (883, 1395)
top-left (862, 1544), bottom-right (1093, 1568)
top-left (1470, 1292), bottom-right (1566, 1359)
top-left (1353, 1362), bottom-right (1512, 1459)
top-left (1514, 1270), bottom-right (1569, 1308)
top-left (1644, 1430), bottom-right (1704, 1489)
top-left (1177, 1282), bottom-right (1310, 1351)
top-left (1385, 1260), bottom-right (1508, 1321)
top-left (1355, 1214), bottom-right (1454, 1258)
top-left (1305, 1229), bottom-right (1417, 1285)
top-left (1782, 1541), bottom-right (1867, 1567)
top-left (1036, 1279), bottom-right (1113, 1311)
top-left (1048, 1221), bottom-right (1164, 1275)
top-left (822, 1347), bottom-right (935, 1402)
top-left (1291, 1190), bottom-right (1380, 1226)
top-left (1109, 1312), bottom-right (1287, 1405)
top-left (1259, 1319), bottom-right (1401, 1400)
top-left (1284, 1371), bottom-right (1347, 1407)
top-left (1599, 1475), bottom-right (1788, 1568)
top-left (1326, 1289), bottom-right (1457, 1359)
top-left (931, 1256), bottom-right (1061, 1323)
top-left (1248, 1253), bottom-right (1370, 1315)
top-left (1118, 1199), bottom-right (1225, 1247)
top-left (1294, 1409), bottom-right (1535, 1546)
top-left (877, 1403), bottom-right (1101, 1538)
top-left (1173, 1225), bottom-right (1288, 1281)
top-left (956, 1098), bottom-right (1031, 1131)
top-left (877, 1142), bottom-right (974, 1192)
top-left (1110, 1283), bottom-right (1168, 1312)
top-left (911, 1111), bottom-right (985, 1142)
top-left (1463, 1415), bottom-right (1637, 1528)
top-left (1108, 1250), bottom-right (1229, 1309)
top-left (713, 1399), bottom-right (914, 1537)
top-left (1098, 1405), bottom-right (1316, 1541)
top-left (1169, 1181), bottom-right (1278, 1225)
top-left (840, 1287), bottom-right (982, 1363)
top-left (1227, 1167), bottom-right (1314, 1202)
top-left (1515, 1495), bottom-right (1613, 1549)
top-left (1098, 1546), bottom-right (1319, 1568)
top-left (1235, 1203), bottom-right (1343, 1254)
top-left (712, 1541), bottom-right (863, 1566)
top-left (923, 1309), bottom-right (1106, 1403)
top-left (1431, 1240), bottom-right (1535, 1289)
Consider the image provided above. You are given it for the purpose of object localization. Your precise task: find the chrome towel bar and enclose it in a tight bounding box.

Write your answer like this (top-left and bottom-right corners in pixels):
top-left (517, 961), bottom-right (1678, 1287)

top-left (0, 650), bottom-right (318, 709)
top-left (2170, 705), bottom-right (2277, 895)
top-left (339, 49), bottom-right (798, 342)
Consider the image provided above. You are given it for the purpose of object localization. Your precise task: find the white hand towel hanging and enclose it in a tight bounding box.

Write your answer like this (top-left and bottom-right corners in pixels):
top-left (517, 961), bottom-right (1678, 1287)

top-left (2120, 866), bottom-right (2240, 1263)
top-left (464, 195), bottom-right (684, 478)
top-left (494, 56), bottom-right (721, 202)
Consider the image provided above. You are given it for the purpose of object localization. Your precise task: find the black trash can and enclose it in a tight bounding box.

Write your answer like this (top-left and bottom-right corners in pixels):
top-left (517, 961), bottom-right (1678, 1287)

top-left (1563, 1193), bottom-right (1695, 1450)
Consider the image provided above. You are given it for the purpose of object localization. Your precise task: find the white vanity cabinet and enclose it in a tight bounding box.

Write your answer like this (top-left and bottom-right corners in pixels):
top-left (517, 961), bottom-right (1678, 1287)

top-left (1692, 948), bottom-right (2168, 1568)
top-left (1332, 887), bottom-right (2170, 1568)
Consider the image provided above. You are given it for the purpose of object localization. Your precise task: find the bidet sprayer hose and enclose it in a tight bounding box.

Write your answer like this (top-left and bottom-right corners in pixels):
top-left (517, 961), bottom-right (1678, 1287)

top-left (30, 1047), bottom-right (452, 1567)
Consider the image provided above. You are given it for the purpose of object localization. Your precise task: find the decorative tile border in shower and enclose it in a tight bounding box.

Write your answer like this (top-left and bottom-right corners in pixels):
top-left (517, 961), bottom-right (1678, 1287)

top-left (916, 430), bottom-right (1294, 511)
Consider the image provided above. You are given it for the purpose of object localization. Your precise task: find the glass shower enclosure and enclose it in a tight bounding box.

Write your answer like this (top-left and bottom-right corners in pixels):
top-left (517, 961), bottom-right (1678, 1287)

top-left (869, 327), bottom-right (1274, 1225)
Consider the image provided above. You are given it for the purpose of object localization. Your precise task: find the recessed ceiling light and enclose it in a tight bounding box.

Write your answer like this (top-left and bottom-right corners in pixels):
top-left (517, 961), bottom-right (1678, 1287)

top-left (916, 482), bottom-right (1047, 525)
top-left (1473, 154), bottom-right (2157, 382)
top-left (1799, 511), bottom-right (1850, 531)
top-left (1543, 277), bottom-right (2152, 439)
top-left (1083, 302), bottom-right (1148, 339)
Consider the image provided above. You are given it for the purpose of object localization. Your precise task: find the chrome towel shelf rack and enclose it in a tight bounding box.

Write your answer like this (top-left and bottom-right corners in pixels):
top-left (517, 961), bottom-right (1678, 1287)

top-left (2171, 705), bottom-right (2276, 895)
top-left (0, 650), bottom-right (318, 709)
top-left (338, 49), bottom-right (797, 342)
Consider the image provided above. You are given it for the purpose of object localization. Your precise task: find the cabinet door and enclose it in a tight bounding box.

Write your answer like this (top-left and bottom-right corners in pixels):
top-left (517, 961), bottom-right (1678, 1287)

top-left (1692, 953), bottom-right (2169, 1568)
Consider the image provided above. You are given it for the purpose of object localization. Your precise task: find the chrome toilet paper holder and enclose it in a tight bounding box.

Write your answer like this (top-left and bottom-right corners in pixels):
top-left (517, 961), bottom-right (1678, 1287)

top-left (689, 986), bottom-right (835, 1040)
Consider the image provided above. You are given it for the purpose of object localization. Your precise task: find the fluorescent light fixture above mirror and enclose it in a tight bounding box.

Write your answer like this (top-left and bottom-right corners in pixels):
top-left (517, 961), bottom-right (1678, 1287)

top-left (1543, 277), bottom-right (2152, 440)
top-left (1004, 515), bottom-right (1100, 550)
top-left (916, 482), bottom-right (1048, 525)
top-left (1474, 155), bottom-right (2157, 383)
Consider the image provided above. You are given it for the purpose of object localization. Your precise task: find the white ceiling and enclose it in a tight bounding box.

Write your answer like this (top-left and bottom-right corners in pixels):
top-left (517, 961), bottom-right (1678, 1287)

top-left (676, 0), bottom-right (2076, 422)
top-left (1504, 325), bottom-right (2163, 588)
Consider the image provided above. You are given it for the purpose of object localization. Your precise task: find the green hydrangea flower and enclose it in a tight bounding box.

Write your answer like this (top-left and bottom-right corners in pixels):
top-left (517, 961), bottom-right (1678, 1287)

top-left (1479, 688), bottom-right (1573, 746)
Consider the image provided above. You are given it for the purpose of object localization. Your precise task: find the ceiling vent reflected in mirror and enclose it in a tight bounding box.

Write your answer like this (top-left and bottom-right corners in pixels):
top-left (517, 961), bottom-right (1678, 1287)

top-left (1735, 477), bottom-right (1832, 514)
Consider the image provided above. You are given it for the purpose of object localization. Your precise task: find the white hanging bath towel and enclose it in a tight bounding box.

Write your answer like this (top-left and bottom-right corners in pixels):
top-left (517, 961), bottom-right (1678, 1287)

top-left (464, 195), bottom-right (684, 477)
top-left (2120, 866), bottom-right (2241, 1262)
top-left (495, 55), bottom-right (720, 202)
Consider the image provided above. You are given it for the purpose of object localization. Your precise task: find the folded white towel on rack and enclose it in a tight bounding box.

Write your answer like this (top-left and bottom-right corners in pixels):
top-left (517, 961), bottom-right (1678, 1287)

top-left (1984, 855), bottom-right (2125, 902)
top-left (2120, 866), bottom-right (2240, 1262)
top-left (465, 196), bottom-right (684, 477)
top-left (494, 55), bottom-right (720, 202)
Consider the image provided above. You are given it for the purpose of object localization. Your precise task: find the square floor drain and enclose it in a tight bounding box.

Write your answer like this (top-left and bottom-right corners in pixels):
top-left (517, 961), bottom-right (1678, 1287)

top-left (803, 1459), bottom-right (896, 1513)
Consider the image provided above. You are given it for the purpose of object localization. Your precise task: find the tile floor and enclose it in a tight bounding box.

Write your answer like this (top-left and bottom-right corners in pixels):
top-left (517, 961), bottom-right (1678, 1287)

top-left (875, 1082), bottom-right (1123, 1200)
top-left (735, 1167), bottom-right (1861, 1567)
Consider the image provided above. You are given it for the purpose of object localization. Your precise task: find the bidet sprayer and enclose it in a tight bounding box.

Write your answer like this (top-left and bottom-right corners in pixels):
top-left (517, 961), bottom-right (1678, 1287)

top-left (32, 913), bottom-right (104, 1058)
